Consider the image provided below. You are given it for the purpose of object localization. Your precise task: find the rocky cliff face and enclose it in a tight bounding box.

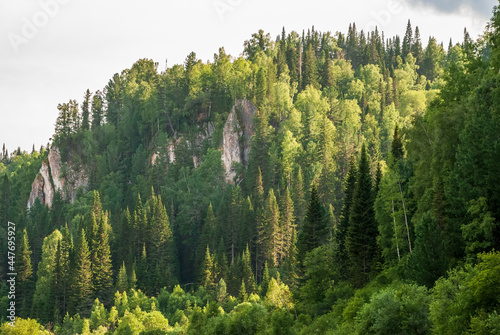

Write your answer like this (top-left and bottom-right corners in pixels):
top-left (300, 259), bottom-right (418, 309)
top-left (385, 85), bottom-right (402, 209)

top-left (222, 99), bottom-right (256, 183)
top-left (150, 99), bottom-right (256, 183)
top-left (27, 147), bottom-right (89, 209)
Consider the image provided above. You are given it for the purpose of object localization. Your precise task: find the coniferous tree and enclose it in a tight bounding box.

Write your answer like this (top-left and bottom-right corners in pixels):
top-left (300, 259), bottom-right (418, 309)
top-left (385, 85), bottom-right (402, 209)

top-left (92, 215), bottom-right (113, 303)
top-left (147, 192), bottom-right (177, 291)
top-left (116, 262), bottom-right (129, 293)
top-left (303, 43), bottom-right (319, 89)
top-left (402, 20), bottom-right (413, 60)
top-left (260, 261), bottom-right (271, 297)
top-left (196, 203), bottom-right (217, 274)
top-left (297, 184), bottom-right (325, 264)
top-left (1, 174), bottom-right (9, 227)
top-left (72, 229), bottom-right (92, 315)
top-left (201, 246), bottom-right (215, 293)
top-left (280, 187), bottom-right (295, 263)
top-left (91, 90), bottom-right (104, 130)
top-left (292, 166), bottom-right (306, 229)
top-left (240, 245), bottom-right (256, 295)
top-left (322, 50), bottom-right (334, 88)
top-left (346, 144), bottom-right (378, 287)
top-left (81, 89), bottom-right (91, 131)
top-left (31, 230), bottom-right (62, 323)
top-left (263, 188), bottom-right (281, 267)
top-left (18, 228), bottom-right (33, 318)
top-left (412, 26), bottom-right (423, 66)
top-left (391, 124), bottom-right (404, 163)
top-left (238, 280), bottom-right (248, 302)
top-left (54, 226), bottom-right (71, 318)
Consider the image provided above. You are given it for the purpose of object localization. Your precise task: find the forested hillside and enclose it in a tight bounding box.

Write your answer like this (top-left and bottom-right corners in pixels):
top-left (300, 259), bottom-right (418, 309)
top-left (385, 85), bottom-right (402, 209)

top-left (1, 4), bottom-right (500, 333)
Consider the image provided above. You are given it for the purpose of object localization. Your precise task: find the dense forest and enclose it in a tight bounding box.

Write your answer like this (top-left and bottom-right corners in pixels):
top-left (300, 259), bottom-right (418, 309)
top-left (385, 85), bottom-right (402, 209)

top-left (1, 3), bottom-right (500, 334)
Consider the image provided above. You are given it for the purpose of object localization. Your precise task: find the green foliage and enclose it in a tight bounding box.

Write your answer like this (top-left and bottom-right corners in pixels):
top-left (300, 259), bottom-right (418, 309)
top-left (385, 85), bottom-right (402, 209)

top-left (346, 145), bottom-right (378, 287)
top-left (0, 318), bottom-right (50, 334)
top-left (6, 15), bottom-right (500, 334)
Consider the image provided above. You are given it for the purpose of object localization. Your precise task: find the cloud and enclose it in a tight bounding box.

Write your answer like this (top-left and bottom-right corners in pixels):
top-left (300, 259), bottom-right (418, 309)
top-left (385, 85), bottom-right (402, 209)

top-left (408, 0), bottom-right (497, 18)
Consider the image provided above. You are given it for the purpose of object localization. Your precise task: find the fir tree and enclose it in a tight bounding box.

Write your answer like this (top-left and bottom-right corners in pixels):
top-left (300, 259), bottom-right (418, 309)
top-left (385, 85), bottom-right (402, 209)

top-left (201, 246), bottom-right (215, 293)
top-left (72, 229), bottom-right (92, 315)
top-left (260, 261), bottom-right (270, 296)
top-left (346, 144), bottom-right (378, 287)
top-left (292, 166), bottom-right (306, 229)
top-left (91, 90), bottom-right (104, 130)
top-left (303, 43), bottom-right (319, 89)
top-left (238, 280), bottom-right (248, 302)
top-left (297, 184), bottom-right (325, 263)
top-left (92, 216), bottom-right (113, 303)
top-left (196, 203), bottom-right (217, 274)
top-left (402, 20), bottom-right (413, 60)
top-left (18, 229), bottom-right (33, 318)
top-left (264, 188), bottom-right (281, 267)
top-left (81, 89), bottom-right (91, 131)
top-left (54, 226), bottom-right (71, 317)
top-left (280, 187), bottom-right (295, 262)
top-left (240, 245), bottom-right (256, 294)
top-left (216, 278), bottom-right (227, 305)
top-left (391, 124), bottom-right (404, 163)
top-left (116, 262), bottom-right (129, 293)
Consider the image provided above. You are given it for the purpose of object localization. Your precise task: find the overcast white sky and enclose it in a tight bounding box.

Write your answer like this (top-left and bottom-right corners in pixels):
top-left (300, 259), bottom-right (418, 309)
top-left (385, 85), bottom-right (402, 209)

top-left (0, 0), bottom-right (497, 153)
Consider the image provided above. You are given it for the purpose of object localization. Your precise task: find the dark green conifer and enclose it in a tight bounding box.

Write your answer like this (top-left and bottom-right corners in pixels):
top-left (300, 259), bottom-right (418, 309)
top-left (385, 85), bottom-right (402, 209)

top-left (346, 145), bottom-right (378, 287)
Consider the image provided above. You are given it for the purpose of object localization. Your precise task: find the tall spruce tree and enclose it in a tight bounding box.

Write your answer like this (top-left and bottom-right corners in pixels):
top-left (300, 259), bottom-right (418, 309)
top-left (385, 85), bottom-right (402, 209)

top-left (92, 215), bottom-right (113, 303)
top-left (345, 144), bottom-right (378, 287)
top-left (54, 226), bottom-right (71, 318)
top-left (81, 89), bottom-right (91, 131)
top-left (18, 229), bottom-right (33, 318)
top-left (201, 246), bottom-right (215, 293)
top-left (297, 184), bottom-right (325, 263)
top-left (72, 229), bottom-right (93, 315)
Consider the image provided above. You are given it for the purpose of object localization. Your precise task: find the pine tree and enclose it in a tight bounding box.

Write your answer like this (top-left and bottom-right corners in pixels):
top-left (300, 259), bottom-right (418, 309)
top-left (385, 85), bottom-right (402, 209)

top-left (54, 226), bottom-right (71, 317)
top-left (260, 261), bottom-right (270, 296)
top-left (292, 166), bottom-right (306, 228)
top-left (117, 208), bottom-right (133, 269)
top-left (240, 245), bottom-right (256, 294)
top-left (412, 26), bottom-right (423, 66)
top-left (18, 229), bottom-right (33, 318)
top-left (91, 90), bottom-right (104, 130)
top-left (201, 246), bottom-right (215, 293)
top-left (391, 124), bottom-right (404, 163)
top-left (402, 20), bottom-right (413, 60)
top-left (263, 188), bottom-right (281, 267)
top-left (116, 262), bottom-right (129, 293)
top-left (322, 50), bottom-right (334, 88)
top-left (303, 43), bottom-right (319, 89)
top-left (72, 229), bottom-right (92, 316)
top-left (374, 163), bottom-right (383, 197)
top-left (197, 203), bottom-right (217, 273)
top-left (346, 144), bottom-right (378, 287)
top-left (1, 174), bottom-right (9, 226)
top-left (280, 188), bottom-right (295, 262)
top-left (92, 215), bottom-right (113, 303)
top-left (216, 278), bottom-right (227, 305)
top-left (238, 280), bottom-right (248, 302)
top-left (146, 191), bottom-right (177, 291)
top-left (297, 184), bottom-right (325, 264)
top-left (81, 89), bottom-right (91, 131)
